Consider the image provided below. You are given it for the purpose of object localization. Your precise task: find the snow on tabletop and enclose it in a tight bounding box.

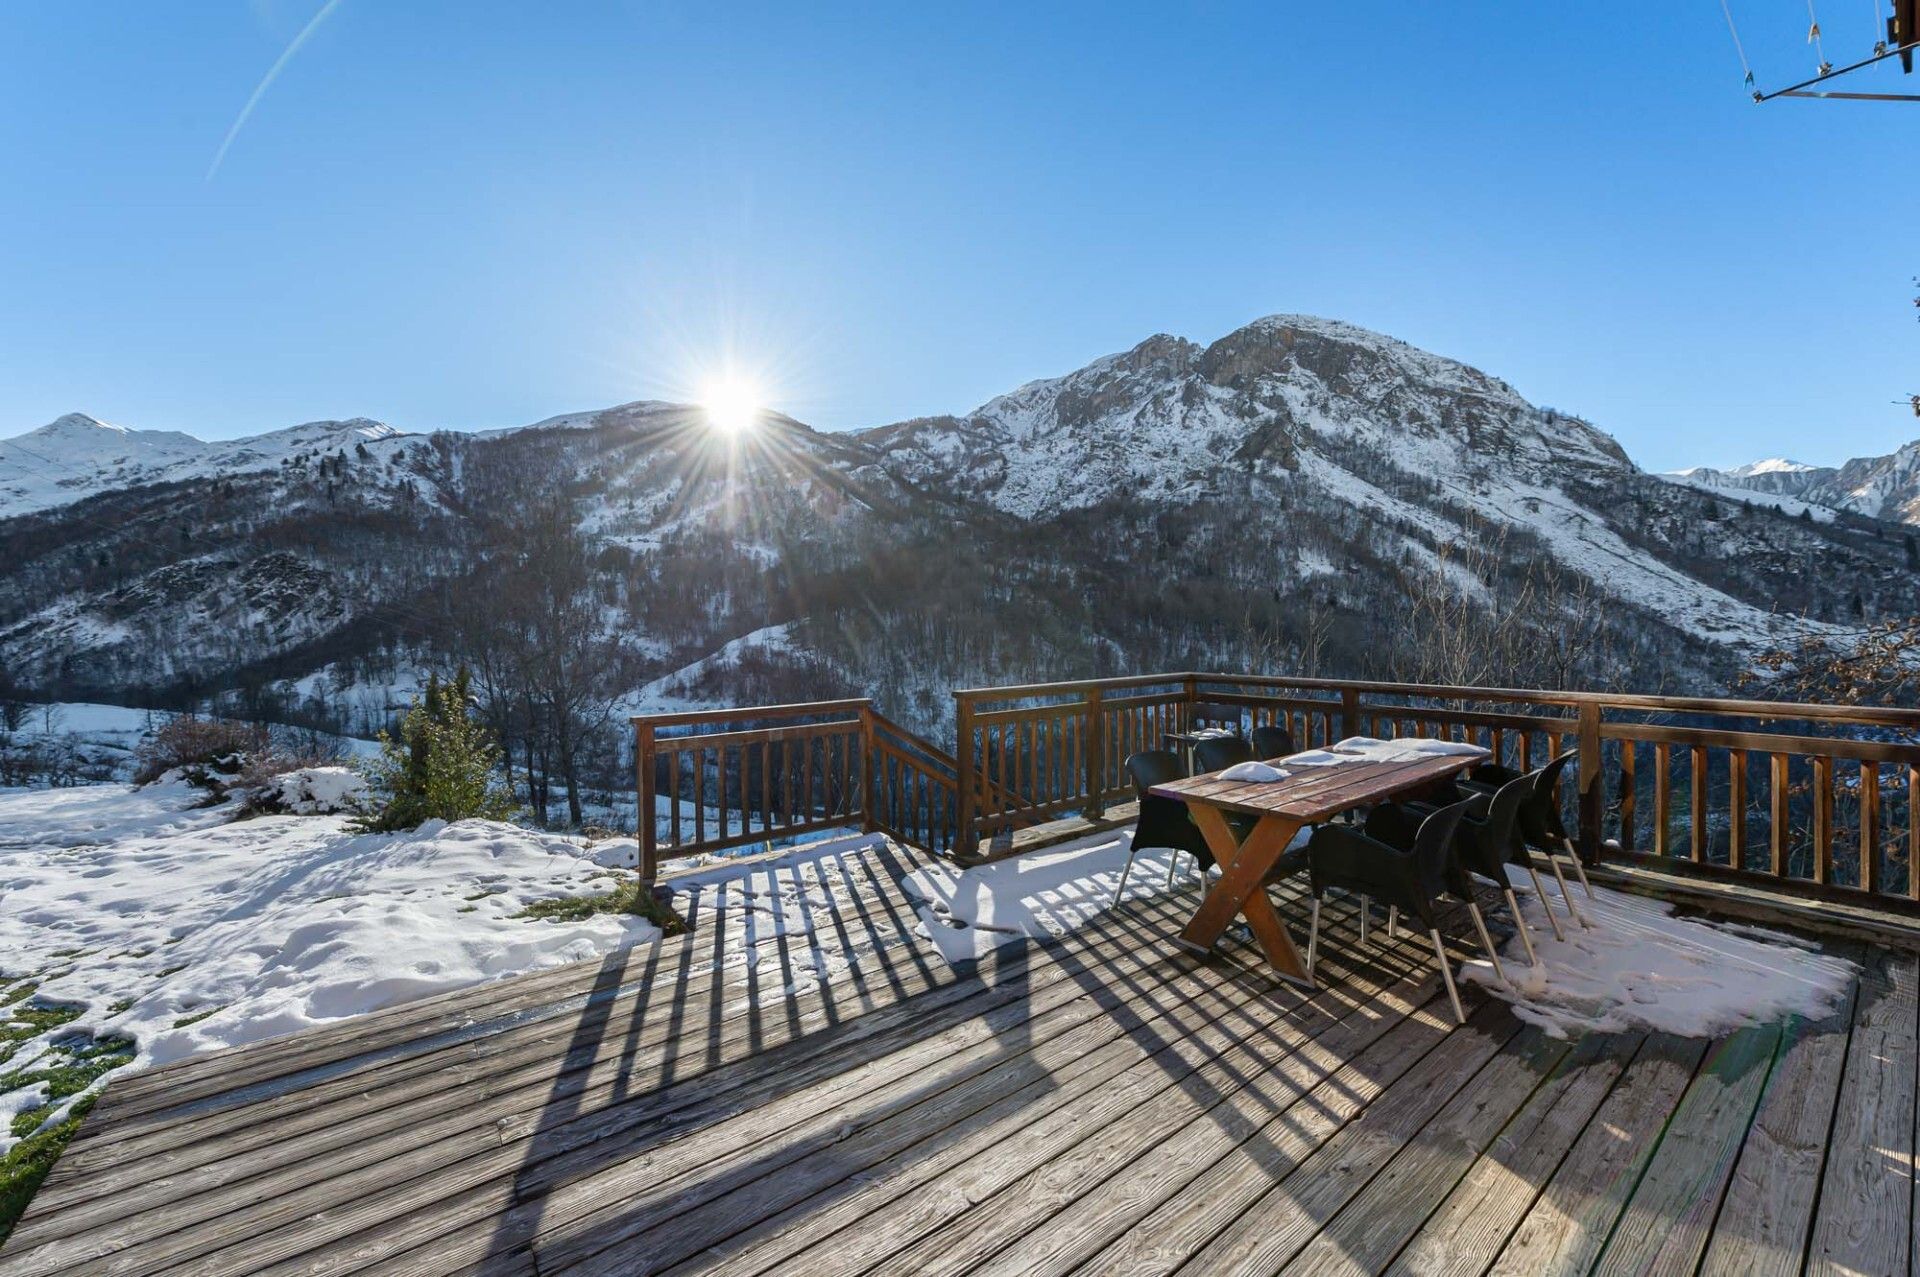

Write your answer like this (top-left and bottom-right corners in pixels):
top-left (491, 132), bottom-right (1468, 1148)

top-left (1460, 866), bottom-right (1856, 1039)
top-left (903, 830), bottom-right (1188, 965)
top-left (0, 786), bottom-right (661, 1155)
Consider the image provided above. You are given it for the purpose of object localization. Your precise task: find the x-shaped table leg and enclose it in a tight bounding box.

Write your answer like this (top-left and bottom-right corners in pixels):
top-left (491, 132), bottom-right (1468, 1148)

top-left (1176, 804), bottom-right (1311, 986)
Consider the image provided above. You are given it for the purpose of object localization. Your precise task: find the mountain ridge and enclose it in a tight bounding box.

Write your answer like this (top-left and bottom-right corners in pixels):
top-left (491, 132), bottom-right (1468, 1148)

top-left (2, 314), bottom-right (1913, 743)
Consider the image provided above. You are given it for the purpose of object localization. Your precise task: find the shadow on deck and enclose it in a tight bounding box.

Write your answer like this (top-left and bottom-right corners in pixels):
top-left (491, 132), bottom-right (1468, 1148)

top-left (3, 835), bottom-right (1914, 1276)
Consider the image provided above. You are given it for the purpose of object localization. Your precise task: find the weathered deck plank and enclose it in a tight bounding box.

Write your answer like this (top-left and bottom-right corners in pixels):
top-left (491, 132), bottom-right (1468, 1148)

top-left (1805, 946), bottom-right (1919, 1277)
top-left (1697, 945), bottom-right (1863, 1277)
top-left (1589, 1021), bottom-right (1783, 1273)
top-left (2, 835), bottom-right (1910, 1277)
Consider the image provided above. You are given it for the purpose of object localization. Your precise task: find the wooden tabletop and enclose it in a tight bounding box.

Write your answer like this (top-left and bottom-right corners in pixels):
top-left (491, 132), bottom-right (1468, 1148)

top-left (1150, 752), bottom-right (1485, 821)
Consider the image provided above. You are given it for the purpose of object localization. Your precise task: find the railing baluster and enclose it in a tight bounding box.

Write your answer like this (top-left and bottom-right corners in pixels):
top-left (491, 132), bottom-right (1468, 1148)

top-left (1861, 761), bottom-right (1880, 895)
top-left (1728, 747), bottom-right (1747, 871)
top-left (1813, 755), bottom-right (1833, 885)
top-left (669, 747), bottom-right (682, 848)
top-left (694, 746), bottom-right (705, 846)
top-left (1691, 745), bottom-right (1708, 864)
top-left (1618, 741), bottom-right (1637, 850)
top-left (1911, 764), bottom-right (1920, 901)
top-left (1770, 753), bottom-right (1790, 878)
top-left (1654, 743), bottom-right (1671, 857)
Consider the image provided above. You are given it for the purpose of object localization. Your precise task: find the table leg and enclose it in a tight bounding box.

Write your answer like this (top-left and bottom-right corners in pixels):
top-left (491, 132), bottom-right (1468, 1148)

top-left (1177, 806), bottom-right (1310, 984)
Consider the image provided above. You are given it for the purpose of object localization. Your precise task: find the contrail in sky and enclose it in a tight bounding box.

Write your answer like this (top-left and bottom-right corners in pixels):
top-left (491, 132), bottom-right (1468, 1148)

top-left (207, 0), bottom-right (345, 179)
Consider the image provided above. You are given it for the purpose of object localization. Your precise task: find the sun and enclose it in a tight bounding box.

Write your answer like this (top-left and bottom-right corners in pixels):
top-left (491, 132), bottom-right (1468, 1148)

top-left (701, 378), bottom-right (764, 436)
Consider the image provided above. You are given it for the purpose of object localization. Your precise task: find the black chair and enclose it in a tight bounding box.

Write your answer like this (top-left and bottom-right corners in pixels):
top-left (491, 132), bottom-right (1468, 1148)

top-left (1458, 752), bottom-right (1591, 929)
top-left (1192, 734), bottom-right (1254, 774)
top-left (1374, 772), bottom-right (1554, 964)
top-left (1301, 797), bottom-right (1484, 1023)
top-left (1516, 752), bottom-right (1595, 903)
top-left (1189, 701), bottom-right (1244, 735)
top-left (1115, 750), bottom-right (1216, 906)
top-left (1250, 723), bottom-right (1297, 760)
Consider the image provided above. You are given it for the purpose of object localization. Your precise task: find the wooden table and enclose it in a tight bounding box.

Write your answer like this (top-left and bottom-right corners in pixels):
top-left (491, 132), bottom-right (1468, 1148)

top-left (1150, 753), bottom-right (1486, 985)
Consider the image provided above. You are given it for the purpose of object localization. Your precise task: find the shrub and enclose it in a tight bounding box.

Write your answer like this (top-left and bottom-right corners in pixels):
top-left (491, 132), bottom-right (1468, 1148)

top-left (352, 670), bottom-right (516, 833)
top-left (131, 718), bottom-right (269, 786)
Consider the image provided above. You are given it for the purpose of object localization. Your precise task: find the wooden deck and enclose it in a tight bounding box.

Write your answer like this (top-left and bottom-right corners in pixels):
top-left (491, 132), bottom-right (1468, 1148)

top-left (5, 835), bottom-right (1917, 1277)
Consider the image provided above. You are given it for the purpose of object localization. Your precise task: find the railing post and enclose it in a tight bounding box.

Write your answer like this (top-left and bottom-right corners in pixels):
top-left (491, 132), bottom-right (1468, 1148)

top-left (1340, 687), bottom-right (1359, 743)
top-left (1182, 674), bottom-right (1197, 731)
top-left (1085, 686), bottom-right (1106, 820)
top-left (1577, 701), bottom-right (1602, 864)
top-left (954, 694), bottom-right (977, 858)
top-left (858, 702), bottom-right (877, 834)
top-left (635, 718), bottom-right (658, 888)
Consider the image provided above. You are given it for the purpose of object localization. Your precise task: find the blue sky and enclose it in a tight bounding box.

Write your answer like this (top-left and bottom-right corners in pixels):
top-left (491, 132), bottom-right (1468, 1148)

top-left (1, 2), bottom-right (1915, 471)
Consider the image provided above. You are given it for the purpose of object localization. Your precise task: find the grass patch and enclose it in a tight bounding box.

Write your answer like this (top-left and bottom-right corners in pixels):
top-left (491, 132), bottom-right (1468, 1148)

top-left (519, 877), bottom-right (687, 935)
top-left (171, 1009), bottom-right (219, 1029)
top-left (1, 1096), bottom-right (96, 1246)
top-left (0, 1033), bottom-right (135, 1244)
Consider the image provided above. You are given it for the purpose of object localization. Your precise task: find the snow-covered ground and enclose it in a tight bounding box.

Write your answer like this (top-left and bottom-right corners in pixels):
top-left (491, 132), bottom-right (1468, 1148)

top-left (904, 831), bottom-right (1188, 964)
top-left (1460, 865), bottom-right (1856, 1038)
top-left (0, 781), bottom-right (654, 1155)
top-left (2, 701), bottom-right (379, 785)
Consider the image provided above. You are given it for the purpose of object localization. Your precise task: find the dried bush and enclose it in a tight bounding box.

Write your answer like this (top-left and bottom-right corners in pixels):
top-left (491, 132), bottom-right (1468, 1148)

top-left (131, 718), bottom-right (269, 786)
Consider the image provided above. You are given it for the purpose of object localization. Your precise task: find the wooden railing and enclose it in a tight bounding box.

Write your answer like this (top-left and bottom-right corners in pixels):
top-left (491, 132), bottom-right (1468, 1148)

top-left (632, 698), bottom-right (965, 883)
top-left (950, 672), bottom-right (1920, 910)
top-left (638, 672), bottom-right (1920, 913)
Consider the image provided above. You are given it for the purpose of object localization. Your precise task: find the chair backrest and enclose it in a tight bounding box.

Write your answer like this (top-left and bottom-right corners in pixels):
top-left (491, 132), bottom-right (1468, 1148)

top-left (1189, 701), bottom-right (1243, 730)
top-left (1522, 750), bottom-right (1578, 845)
top-left (1482, 771), bottom-right (1537, 864)
top-left (1249, 723), bottom-right (1296, 760)
top-left (1125, 748), bottom-right (1186, 798)
top-left (1193, 735), bottom-right (1254, 774)
top-left (1413, 797), bottom-right (1479, 871)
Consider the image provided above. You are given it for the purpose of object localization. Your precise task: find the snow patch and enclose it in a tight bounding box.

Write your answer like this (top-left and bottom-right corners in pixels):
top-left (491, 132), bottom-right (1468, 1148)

top-left (1460, 867), bottom-right (1856, 1039)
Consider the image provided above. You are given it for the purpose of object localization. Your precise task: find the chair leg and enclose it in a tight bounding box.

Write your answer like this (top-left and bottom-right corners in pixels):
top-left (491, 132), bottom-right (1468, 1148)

top-left (1166, 849), bottom-right (1178, 891)
top-left (1306, 895), bottom-right (1322, 982)
top-left (1388, 906), bottom-right (1399, 941)
top-left (1545, 855), bottom-right (1590, 929)
top-left (1466, 902), bottom-right (1508, 986)
top-left (1525, 864), bottom-right (1567, 942)
top-left (1561, 837), bottom-right (1596, 898)
top-left (1503, 887), bottom-right (1541, 966)
top-left (1429, 928), bottom-right (1466, 1025)
top-left (1112, 847), bottom-right (1138, 908)
top-left (1359, 895), bottom-right (1371, 946)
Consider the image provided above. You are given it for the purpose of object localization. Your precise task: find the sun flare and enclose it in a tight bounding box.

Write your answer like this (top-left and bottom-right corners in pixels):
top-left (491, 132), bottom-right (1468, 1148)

top-left (701, 378), bottom-right (764, 436)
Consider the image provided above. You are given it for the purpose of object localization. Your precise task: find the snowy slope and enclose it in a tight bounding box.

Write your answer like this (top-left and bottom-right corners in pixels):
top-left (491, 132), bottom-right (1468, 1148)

top-left (1675, 439), bottom-right (1920, 525)
top-left (0, 413), bottom-right (406, 516)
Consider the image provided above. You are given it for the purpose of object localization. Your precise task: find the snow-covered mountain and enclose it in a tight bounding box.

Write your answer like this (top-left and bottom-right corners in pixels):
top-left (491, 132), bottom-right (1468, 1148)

top-left (2, 315), bottom-right (1913, 741)
top-left (1671, 440), bottom-right (1920, 526)
top-left (0, 413), bottom-right (406, 516)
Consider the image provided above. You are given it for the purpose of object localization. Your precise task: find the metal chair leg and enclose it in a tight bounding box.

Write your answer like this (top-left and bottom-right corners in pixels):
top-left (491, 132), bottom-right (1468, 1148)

top-left (1306, 895), bottom-right (1322, 981)
top-left (1388, 906), bottom-right (1399, 941)
top-left (1466, 901), bottom-right (1508, 986)
top-left (1112, 848), bottom-right (1137, 908)
top-left (1561, 837), bottom-right (1596, 899)
top-left (1503, 887), bottom-right (1541, 966)
top-left (1525, 864), bottom-right (1566, 942)
top-left (1359, 895), bottom-right (1371, 946)
top-left (1429, 928), bottom-right (1466, 1024)
top-left (1545, 855), bottom-right (1590, 929)
top-left (1166, 850), bottom-right (1178, 891)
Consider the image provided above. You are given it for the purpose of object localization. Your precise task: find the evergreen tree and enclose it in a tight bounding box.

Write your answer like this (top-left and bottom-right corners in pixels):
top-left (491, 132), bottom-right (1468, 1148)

top-left (353, 668), bottom-right (516, 832)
